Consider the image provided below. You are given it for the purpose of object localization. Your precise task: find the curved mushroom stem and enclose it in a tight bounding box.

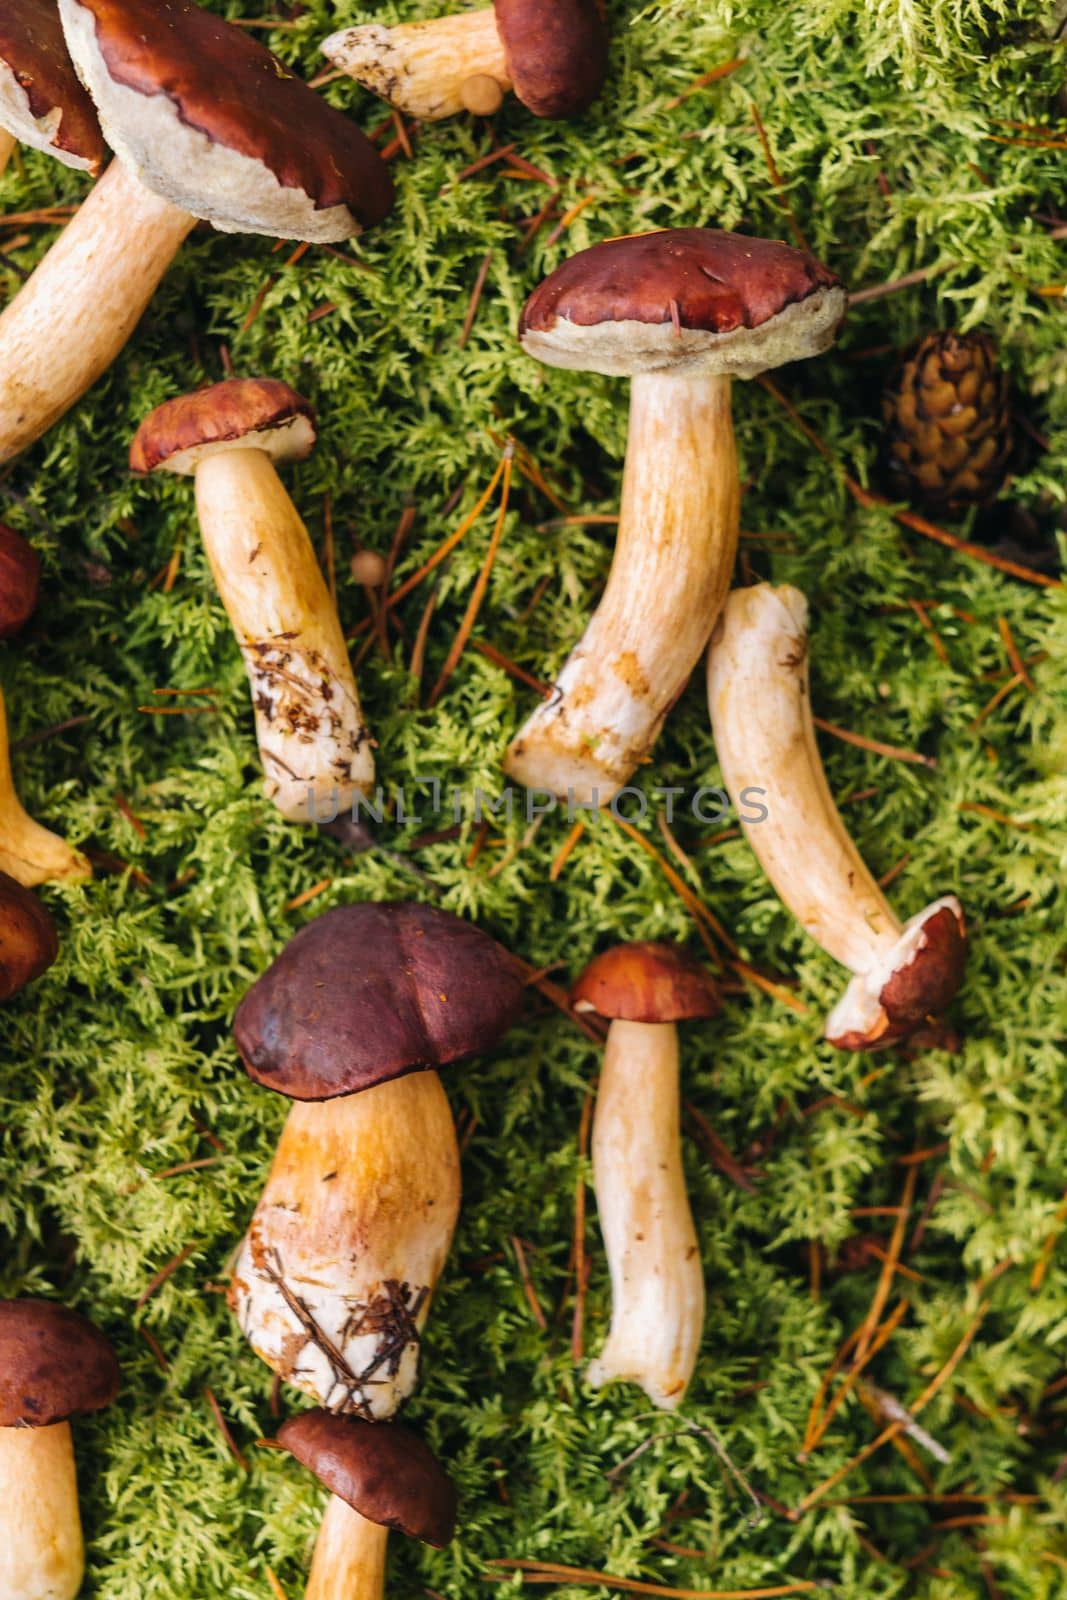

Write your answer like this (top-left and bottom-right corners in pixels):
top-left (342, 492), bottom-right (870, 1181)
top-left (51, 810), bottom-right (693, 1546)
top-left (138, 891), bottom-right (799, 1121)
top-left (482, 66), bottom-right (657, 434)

top-left (707, 583), bottom-right (965, 1048)
top-left (193, 447), bottom-right (374, 821)
top-left (0, 160), bottom-right (194, 464)
top-left (588, 1019), bottom-right (704, 1410)
top-left (323, 9), bottom-right (511, 121)
top-left (505, 371), bottom-right (739, 805)
top-left (305, 1495), bottom-right (389, 1600)
top-left (230, 1070), bottom-right (460, 1418)
top-left (0, 1421), bottom-right (84, 1600)
top-left (0, 688), bottom-right (90, 886)
top-left (0, 130), bottom-right (15, 180)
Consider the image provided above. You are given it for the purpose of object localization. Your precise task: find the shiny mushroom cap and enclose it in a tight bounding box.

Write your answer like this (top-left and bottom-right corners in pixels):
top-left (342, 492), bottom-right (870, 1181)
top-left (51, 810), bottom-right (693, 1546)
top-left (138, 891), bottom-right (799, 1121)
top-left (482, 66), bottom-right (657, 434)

top-left (492, 0), bottom-right (607, 118)
top-left (277, 1410), bottom-right (457, 1547)
top-left (0, 872), bottom-right (58, 1001)
top-left (58, 0), bottom-right (394, 240)
top-left (0, 1298), bottom-right (119, 1427)
top-left (130, 378), bottom-right (316, 477)
top-left (826, 896), bottom-right (967, 1051)
top-left (234, 901), bottom-right (525, 1101)
top-left (519, 227), bottom-right (846, 379)
top-left (0, 522), bottom-right (42, 639)
top-left (572, 939), bottom-right (721, 1023)
top-left (0, 0), bottom-right (105, 173)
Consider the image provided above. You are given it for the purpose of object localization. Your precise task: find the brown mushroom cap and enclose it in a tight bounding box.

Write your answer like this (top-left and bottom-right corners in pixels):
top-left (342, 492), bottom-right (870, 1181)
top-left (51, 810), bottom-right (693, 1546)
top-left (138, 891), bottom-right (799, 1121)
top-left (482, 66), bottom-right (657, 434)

top-left (0, 872), bottom-right (58, 1001)
top-left (277, 1410), bottom-right (457, 1547)
top-left (519, 228), bottom-right (846, 379)
top-left (234, 901), bottom-right (525, 1101)
top-left (826, 896), bottom-right (967, 1051)
top-left (0, 522), bottom-right (42, 639)
top-left (130, 379), bottom-right (316, 477)
top-left (492, 0), bottom-right (608, 119)
top-left (572, 940), bottom-right (720, 1023)
top-left (0, 0), bottom-right (105, 173)
top-left (0, 1298), bottom-right (119, 1427)
top-left (58, 0), bottom-right (394, 240)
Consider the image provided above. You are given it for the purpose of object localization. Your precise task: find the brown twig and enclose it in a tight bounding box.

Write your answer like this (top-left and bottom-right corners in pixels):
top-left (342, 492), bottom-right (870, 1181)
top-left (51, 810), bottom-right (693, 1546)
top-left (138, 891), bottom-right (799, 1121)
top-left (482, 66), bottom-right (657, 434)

top-left (997, 616), bottom-right (1036, 692)
top-left (284, 878), bottom-right (333, 912)
top-left (135, 1242), bottom-right (198, 1309)
top-left (511, 1236), bottom-right (547, 1330)
top-left (486, 1566), bottom-right (822, 1599)
top-left (550, 819), bottom-right (586, 882)
top-left (458, 250), bottom-right (494, 348)
top-left (204, 1387), bottom-right (249, 1470)
top-left (813, 715), bottom-right (935, 769)
top-left (663, 57), bottom-right (747, 109)
top-left (749, 103), bottom-right (808, 251)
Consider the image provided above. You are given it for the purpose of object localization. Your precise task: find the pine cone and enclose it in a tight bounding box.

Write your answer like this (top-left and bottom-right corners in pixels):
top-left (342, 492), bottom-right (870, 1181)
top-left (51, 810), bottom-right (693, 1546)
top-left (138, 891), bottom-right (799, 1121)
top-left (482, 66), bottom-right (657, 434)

top-left (882, 331), bottom-right (1013, 514)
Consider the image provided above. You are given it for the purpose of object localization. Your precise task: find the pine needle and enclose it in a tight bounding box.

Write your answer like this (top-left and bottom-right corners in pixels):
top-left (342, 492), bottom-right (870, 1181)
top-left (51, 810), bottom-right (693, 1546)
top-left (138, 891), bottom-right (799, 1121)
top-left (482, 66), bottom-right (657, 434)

top-left (426, 445), bottom-right (514, 707)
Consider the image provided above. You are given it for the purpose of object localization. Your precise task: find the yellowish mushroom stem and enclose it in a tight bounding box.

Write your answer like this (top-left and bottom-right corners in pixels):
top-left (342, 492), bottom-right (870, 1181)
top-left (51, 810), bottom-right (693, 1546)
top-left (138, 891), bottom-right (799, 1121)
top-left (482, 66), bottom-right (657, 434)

top-left (305, 1495), bottom-right (389, 1600)
top-left (322, 8), bottom-right (512, 121)
top-left (0, 1421), bottom-right (85, 1600)
top-left (0, 687), bottom-right (90, 886)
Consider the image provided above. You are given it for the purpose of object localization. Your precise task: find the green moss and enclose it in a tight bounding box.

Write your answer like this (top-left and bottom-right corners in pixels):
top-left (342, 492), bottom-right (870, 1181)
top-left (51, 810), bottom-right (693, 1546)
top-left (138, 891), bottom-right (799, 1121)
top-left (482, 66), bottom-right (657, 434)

top-left (1, 0), bottom-right (1066, 1595)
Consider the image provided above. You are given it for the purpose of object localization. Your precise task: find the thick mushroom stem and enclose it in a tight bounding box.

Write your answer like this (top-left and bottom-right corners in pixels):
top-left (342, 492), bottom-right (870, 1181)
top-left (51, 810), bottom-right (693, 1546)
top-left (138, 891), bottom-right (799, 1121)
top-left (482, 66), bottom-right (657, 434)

top-left (230, 1071), bottom-right (460, 1419)
top-left (0, 688), bottom-right (90, 886)
top-left (305, 1495), bottom-right (388, 1600)
top-left (505, 371), bottom-right (739, 804)
top-left (0, 130), bottom-right (15, 178)
top-left (0, 1421), bottom-right (84, 1600)
top-left (588, 1019), bottom-right (704, 1410)
top-left (0, 160), bottom-right (194, 464)
top-left (193, 447), bottom-right (373, 821)
top-left (323, 9), bottom-right (511, 121)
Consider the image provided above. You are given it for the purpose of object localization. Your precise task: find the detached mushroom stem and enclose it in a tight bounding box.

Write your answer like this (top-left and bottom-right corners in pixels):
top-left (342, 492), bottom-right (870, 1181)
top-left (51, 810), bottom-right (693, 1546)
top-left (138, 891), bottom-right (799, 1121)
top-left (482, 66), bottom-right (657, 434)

top-left (0, 688), bottom-right (90, 886)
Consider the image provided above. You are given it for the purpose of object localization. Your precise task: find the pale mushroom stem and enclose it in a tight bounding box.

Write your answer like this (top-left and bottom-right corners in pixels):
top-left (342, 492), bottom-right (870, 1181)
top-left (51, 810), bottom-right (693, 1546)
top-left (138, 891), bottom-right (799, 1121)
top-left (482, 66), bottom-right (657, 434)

top-left (0, 687), bottom-right (90, 886)
top-left (193, 448), bottom-right (374, 822)
top-left (0, 1421), bottom-right (84, 1600)
top-left (505, 370), bottom-right (739, 805)
top-left (323, 8), bottom-right (511, 121)
top-left (0, 160), bottom-right (194, 464)
top-left (305, 1495), bottom-right (389, 1600)
top-left (0, 130), bottom-right (15, 180)
top-left (588, 1018), bottom-right (704, 1411)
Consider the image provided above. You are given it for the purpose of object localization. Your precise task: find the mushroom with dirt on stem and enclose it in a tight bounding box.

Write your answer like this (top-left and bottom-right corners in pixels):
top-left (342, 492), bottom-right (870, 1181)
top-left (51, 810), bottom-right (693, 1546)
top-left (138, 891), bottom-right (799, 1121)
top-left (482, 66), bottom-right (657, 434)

top-left (503, 228), bottom-right (847, 806)
top-left (0, 0), bottom-right (105, 184)
top-left (0, 0), bottom-right (393, 464)
top-left (706, 582), bottom-right (966, 1049)
top-left (323, 0), bottom-right (608, 123)
top-left (571, 940), bottom-right (720, 1410)
top-left (0, 686), bottom-right (90, 885)
top-left (0, 1298), bottom-right (120, 1600)
top-left (274, 1409), bottom-right (456, 1600)
top-left (0, 868), bottom-right (58, 999)
top-left (0, 522), bottom-right (42, 638)
top-left (131, 378), bottom-right (374, 823)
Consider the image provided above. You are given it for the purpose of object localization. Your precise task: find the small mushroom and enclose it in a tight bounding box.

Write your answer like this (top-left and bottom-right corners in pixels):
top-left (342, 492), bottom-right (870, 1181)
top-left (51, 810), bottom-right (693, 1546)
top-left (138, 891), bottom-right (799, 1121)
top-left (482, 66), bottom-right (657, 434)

top-left (229, 901), bottom-right (524, 1420)
top-left (0, 0), bottom-right (393, 464)
top-left (276, 1410), bottom-right (456, 1600)
top-left (0, 522), bottom-right (42, 638)
top-left (0, 0), bottom-right (105, 182)
top-left (0, 870), bottom-right (58, 999)
top-left (706, 583), bottom-right (967, 1049)
top-left (0, 1298), bottom-right (119, 1600)
top-left (572, 940), bottom-right (720, 1409)
top-left (131, 379), bottom-right (373, 822)
top-left (323, 0), bottom-right (607, 124)
top-left (504, 228), bottom-right (847, 804)
top-left (0, 687), bottom-right (89, 886)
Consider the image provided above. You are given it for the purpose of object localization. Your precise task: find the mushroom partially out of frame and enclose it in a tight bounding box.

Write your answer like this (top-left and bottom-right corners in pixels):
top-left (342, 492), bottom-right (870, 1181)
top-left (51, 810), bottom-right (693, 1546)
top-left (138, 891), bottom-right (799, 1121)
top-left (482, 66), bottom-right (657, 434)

top-left (276, 1409), bottom-right (456, 1600)
top-left (572, 941), bottom-right (720, 1410)
top-left (229, 901), bottom-right (524, 1419)
top-left (0, 522), bottom-right (42, 638)
top-left (0, 0), bottom-right (105, 183)
top-left (0, 1298), bottom-right (119, 1600)
top-left (0, 687), bottom-right (90, 886)
top-left (131, 379), bottom-right (373, 822)
top-left (707, 583), bottom-right (967, 1049)
top-left (0, 869), bottom-right (58, 999)
top-left (323, 0), bottom-right (607, 123)
top-left (504, 229), bottom-right (847, 805)
top-left (0, 0), bottom-right (393, 465)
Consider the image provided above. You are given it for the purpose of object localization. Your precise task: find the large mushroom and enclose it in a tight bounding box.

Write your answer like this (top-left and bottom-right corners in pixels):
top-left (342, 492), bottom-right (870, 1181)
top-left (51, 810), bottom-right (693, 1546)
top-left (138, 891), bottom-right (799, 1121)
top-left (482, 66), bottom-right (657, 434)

top-left (0, 0), bottom-right (393, 464)
top-left (504, 228), bottom-right (847, 805)
top-left (0, 1298), bottom-right (119, 1600)
top-left (228, 902), bottom-right (524, 1419)
top-left (0, 869), bottom-right (58, 999)
top-left (707, 583), bottom-right (967, 1049)
top-left (276, 1410), bottom-right (456, 1600)
top-left (0, 687), bottom-right (89, 886)
top-left (0, 0), bottom-right (105, 182)
top-left (323, 0), bottom-right (607, 123)
top-left (0, 522), bottom-right (41, 638)
top-left (131, 379), bottom-right (373, 822)
top-left (571, 941), bottom-right (720, 1410)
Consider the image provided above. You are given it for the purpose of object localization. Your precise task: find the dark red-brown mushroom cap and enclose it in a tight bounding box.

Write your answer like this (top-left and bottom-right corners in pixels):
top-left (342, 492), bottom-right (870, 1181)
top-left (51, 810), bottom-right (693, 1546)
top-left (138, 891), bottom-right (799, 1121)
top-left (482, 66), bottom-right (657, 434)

top-left (0, 0), bottom-right (105, 172)
top-left (0, 872), bottom-right (58, 1001)
top-left (492, 0), bottom-right (607, 118)
top-left (0, 1299), bottom-right (119, 1427)
top-left (0, 522), bottom-right (42, 639)
top-left (572, 940), bottom-right (720, 1023)
top-left (130, 378), bottom-right (316, 477)
top-left (235, 901), bottom-right (525, 1101)
top-left (826, 896), bottom-right (967, 1051)
top-left (60, 0), bottom-right (394, 237)
top-left (520, 228), bottom-right (846, 378)
top-left (277, 1410), bottom-right (456, 1546)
